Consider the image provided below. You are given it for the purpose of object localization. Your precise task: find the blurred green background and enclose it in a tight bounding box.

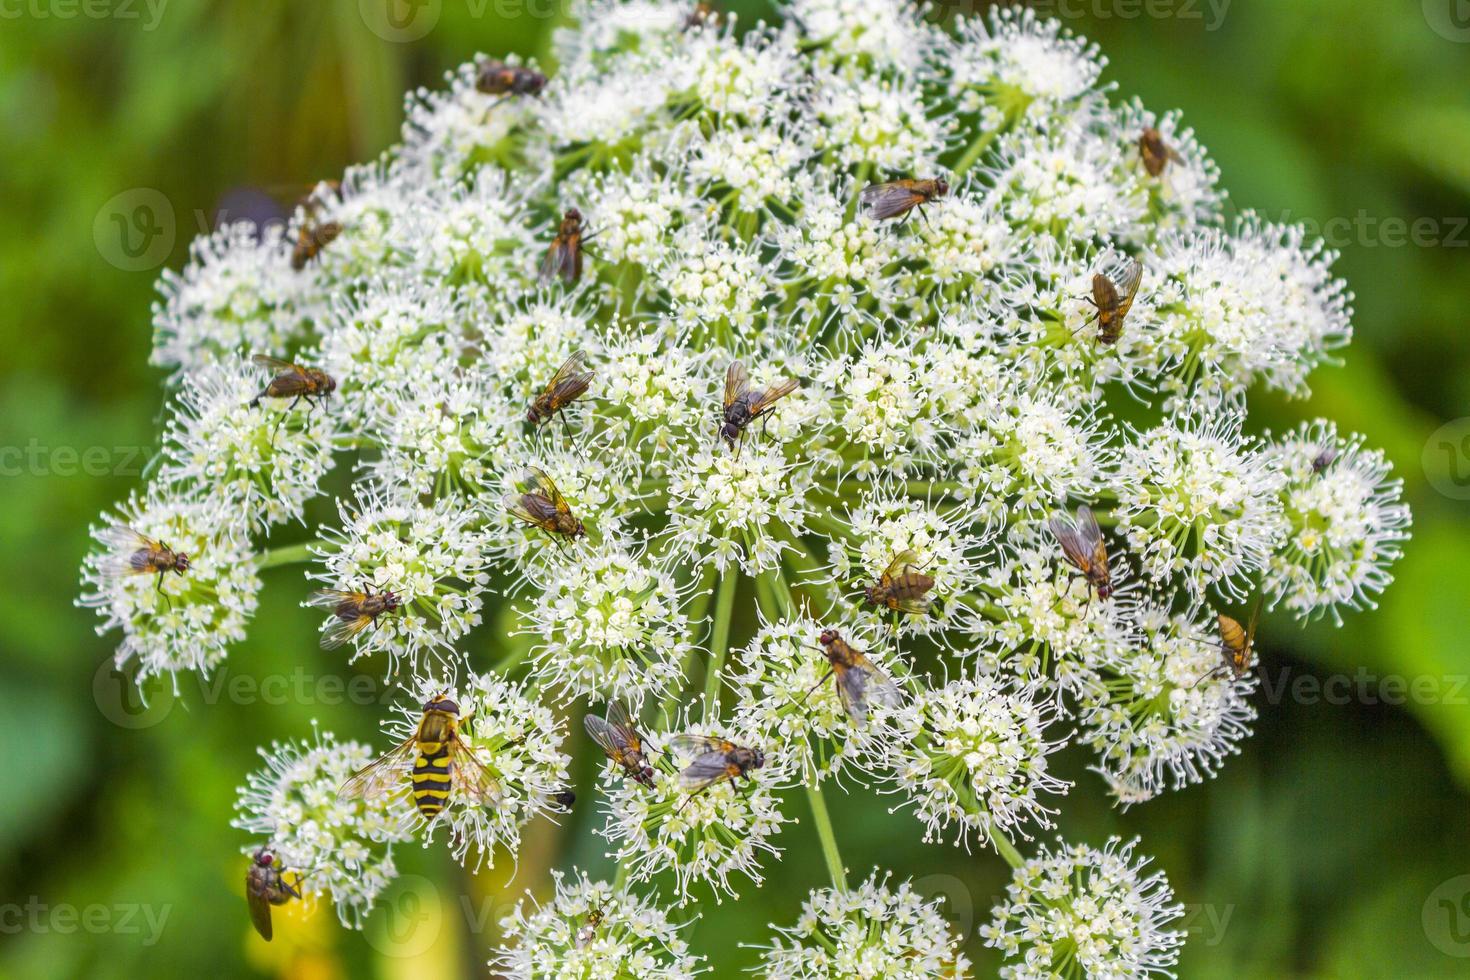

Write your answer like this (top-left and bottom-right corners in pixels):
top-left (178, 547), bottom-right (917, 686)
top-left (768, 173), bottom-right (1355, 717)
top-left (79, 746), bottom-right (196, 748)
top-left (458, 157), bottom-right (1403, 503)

top-left (3, 1), bottom-right (1469, 976)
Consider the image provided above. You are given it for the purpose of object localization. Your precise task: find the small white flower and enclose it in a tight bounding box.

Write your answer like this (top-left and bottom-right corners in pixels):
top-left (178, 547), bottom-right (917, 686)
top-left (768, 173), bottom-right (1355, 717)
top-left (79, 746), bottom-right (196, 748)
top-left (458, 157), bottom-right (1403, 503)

top-left (981, 836), bottom-right (1185, 979)
top-left (756, 873), bottom-right (971, 979)
top-left (493, 869), bottom-right (705, 979)
top-left (233, 729), bottom-right (415, 928)
top-left (668, 442), bottom-right (815, 573)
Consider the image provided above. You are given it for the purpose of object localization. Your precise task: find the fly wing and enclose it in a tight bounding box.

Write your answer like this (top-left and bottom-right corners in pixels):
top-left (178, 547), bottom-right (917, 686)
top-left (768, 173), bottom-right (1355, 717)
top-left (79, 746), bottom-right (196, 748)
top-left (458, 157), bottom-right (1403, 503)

top-left (96, 525), bottom-right (159, 578)
top-left (668, 734), bottom-right (734, 759)
top-left (306, 588), bottom-right (357, 610)
top-left (523, 467), bottom-right (570, 512)
top-left (746, 378), bottom-right (799, 417)
top-left (543, 350), bottom-right (594, 403)
top-left (850, 652), bottom-right (903, 713)
top-left (881, 549), bottom-right (924, 584)
top-left (447, 735), bottom-right (503, 806)
top-left (1047, 513), bottom-right (1092, 573)
top-left (605, 700), bottom-right (645, 753)
top-left (337, 736), bottom-right (417, 802)
top-left (251, 354), bottom-right (298, 373)
top-left (676, 752), bottom-right (734, 792)
top-left (724, 360), bottom-right (750, 410)
top-left (1075, 505), bottom-right (1109, 569)
top-left (1112, 260), bottom-right (1143, 319)
top-left (319, 612), bottom-right (373, 651)
top-left (584, 712), bottom-right (631, 761)
top-left (540, 240), bottom-right (580, 284)
top-left (859, 181), bottom-right (921, 220)
top-left (245, 877), bottom-right (275, 941)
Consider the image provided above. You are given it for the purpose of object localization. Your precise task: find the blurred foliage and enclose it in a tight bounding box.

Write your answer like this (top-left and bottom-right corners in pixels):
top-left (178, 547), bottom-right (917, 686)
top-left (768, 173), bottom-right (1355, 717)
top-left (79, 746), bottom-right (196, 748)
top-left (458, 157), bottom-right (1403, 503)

top-left (1, 0), bottom-right (1468, 976)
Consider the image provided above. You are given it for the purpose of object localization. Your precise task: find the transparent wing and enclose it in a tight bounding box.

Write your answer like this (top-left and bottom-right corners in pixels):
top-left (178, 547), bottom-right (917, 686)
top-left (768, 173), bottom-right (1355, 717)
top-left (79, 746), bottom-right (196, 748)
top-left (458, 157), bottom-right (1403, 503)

top-left (542, 350), bottom-right (594, 403)
top-left (338, 736), bottom-right (416, 801)
top-left (306, 588), bottom-right (358, 610)
top-left (1075, 506), bottom-right (1109, 569)
top-left (584, 713), bottom-right (631, 760)
top-left (1048, 513), bottom-right (1093, 573)
top-left (667, 734), bottom-right (734, 759)
top-left (96, 525), bottom-right (157, 578)
top-left (746, 378), bottom-right (799, 417)
top-left (858, 181), bottom-right (922, 220)
top-left (518, 467), bottom-right (568, 512)
top-left (851, 654), bottom-right (903, 711)
top-left (447, 735), bottom-right (502, 805)
top-left (677, 753), bottom-right (734, 792)
top-left (319, 613), bottom-right (373, 651)
top-left (881, 549), bottom-right (924, 584)
top-left (724, 361), bottom-right (750, 410)
top-left (1113, 260), bottom-right (1143, 319)
top-left (505, 490), bottom-right (561, 529)
top-left (605, 700), bottom-right (645, 752)
top-left (251, 354), bottom-right (297, 372)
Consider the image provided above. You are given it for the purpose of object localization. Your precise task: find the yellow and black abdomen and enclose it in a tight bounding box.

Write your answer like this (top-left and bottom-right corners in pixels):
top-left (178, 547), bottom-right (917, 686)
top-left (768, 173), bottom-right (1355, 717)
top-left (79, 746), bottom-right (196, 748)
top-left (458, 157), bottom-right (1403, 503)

top-left (411, 740), bottom-right (452, 817)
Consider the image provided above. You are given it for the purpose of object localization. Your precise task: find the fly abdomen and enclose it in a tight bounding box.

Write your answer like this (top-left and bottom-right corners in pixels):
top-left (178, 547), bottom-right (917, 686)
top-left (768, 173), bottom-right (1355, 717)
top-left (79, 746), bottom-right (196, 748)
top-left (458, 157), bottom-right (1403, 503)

top-left (412, 740), bottom-right (452, 816)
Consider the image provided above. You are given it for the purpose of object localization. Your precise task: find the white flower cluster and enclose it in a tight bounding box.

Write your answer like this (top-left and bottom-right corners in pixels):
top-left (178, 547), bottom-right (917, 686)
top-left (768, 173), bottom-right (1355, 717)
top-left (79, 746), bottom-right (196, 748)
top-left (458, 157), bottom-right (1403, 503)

top-left (83, 0), bottom-right (1410, 972)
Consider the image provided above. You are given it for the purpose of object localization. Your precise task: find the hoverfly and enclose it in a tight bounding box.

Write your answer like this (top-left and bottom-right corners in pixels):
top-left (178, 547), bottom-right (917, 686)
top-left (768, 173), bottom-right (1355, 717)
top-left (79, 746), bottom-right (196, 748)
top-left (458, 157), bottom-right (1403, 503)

top-left (1080, 259), bottom-right (1143, 346)
top-left (584, 701), bottom-right (657, 788)
top-left (306, 584), bottom-right (403, 650)
top-left (505, 466), bottom-right (588, 544)
top-left (1311, 446), bottom-right (1339, 475)
top-left (475, 57), bottom-right (547, 108)
top-left (97, 525), bottom-right (190, 600)
top-left (245, 848), bottom-right (302, 942)
top-left (1138, 127), bottom-right (1184, 178)
top-left (1188, 602), bottom-right (1262, 688)
top-left (527, 350), bottom-right (594, 429)
top-left (339, 693), bottom-right (500, 819)
top-left (863, 550), bottom-right (936, 616)
top-left (291, 215), bottom-right (342, 271)
top-left (1047, 504), bottom-right (1113, 602)
top-left (249, 355), bottom-right (337, 414)
top-left (720, 360), bottom-right (799, 453)
top-left (541, 209), bottom-right (589, 285)
top-left (800, 629), bottom-right (903, 726)
top-left (858, 177), bottom-right (949, 223)
top-left (668, 734), bottom-right (765, 812)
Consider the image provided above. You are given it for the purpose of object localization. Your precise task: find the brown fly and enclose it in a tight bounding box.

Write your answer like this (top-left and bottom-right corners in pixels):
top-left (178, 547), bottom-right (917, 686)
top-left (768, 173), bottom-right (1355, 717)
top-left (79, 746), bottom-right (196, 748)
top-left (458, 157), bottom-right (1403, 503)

top-left (799, 629), bottom-right (903, 726)
top-left (541, 209), bottom-right (590, 285)
top-left (1048, 505), bottom-right (1113, 602)
top-left (1188, 601), bottom-right (1262, 688)
top-left (1080, 260), bottom-right (1143, 346)
top-left (863, 549), bottom-right (936, 616)
top-left (858, 178), bottom-right (949, 223)
top-left (527, 350), bottom-right (594, 433)
top-left (97, 525), bottom-right (190, 606)
top-left (476, 58), bottom-right (547, 110)
top-left (1139, 127), bottom-right (1184, 178)
top-left (245, 849), bottom-right (303, 942)
top-left (505, 466), bottom-right (587, 546)
top-left (307, 585), bottom-right (403, 650)
top-left (584, 701), bottom-right (657, 788)
top-left (668, 734), bottom-right (764, 812)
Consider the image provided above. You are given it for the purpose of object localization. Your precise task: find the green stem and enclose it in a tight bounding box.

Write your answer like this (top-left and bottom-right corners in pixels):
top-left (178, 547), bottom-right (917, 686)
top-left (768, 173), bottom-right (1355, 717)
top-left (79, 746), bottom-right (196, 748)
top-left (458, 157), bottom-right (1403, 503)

top-left (992, 831), bottom-right (1025, 870)
top-left (257, 542), bottom-right (316, 569)
top-left (952, 128), bottom-right (998, 176)
top-left (612, 861), bottom-right (630, 891)
top-left (805, 783), bottom-right (848, 892)
top-left (703, 571), bottom-right (739, 718)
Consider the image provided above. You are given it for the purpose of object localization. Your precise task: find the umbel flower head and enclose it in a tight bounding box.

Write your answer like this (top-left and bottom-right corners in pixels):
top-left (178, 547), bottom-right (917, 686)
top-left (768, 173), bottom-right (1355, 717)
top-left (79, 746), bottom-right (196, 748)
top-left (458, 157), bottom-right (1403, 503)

top-left (232, 728), bottom-right (415, 928)
top-left (86, 0), bottom-right (1412, 973)
top-left (492, 869), bottom-right (705, 979)
top-left (755, 873), bottom-right (970, 979)
top-left (981, 836), bottom-right (1185, 979)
